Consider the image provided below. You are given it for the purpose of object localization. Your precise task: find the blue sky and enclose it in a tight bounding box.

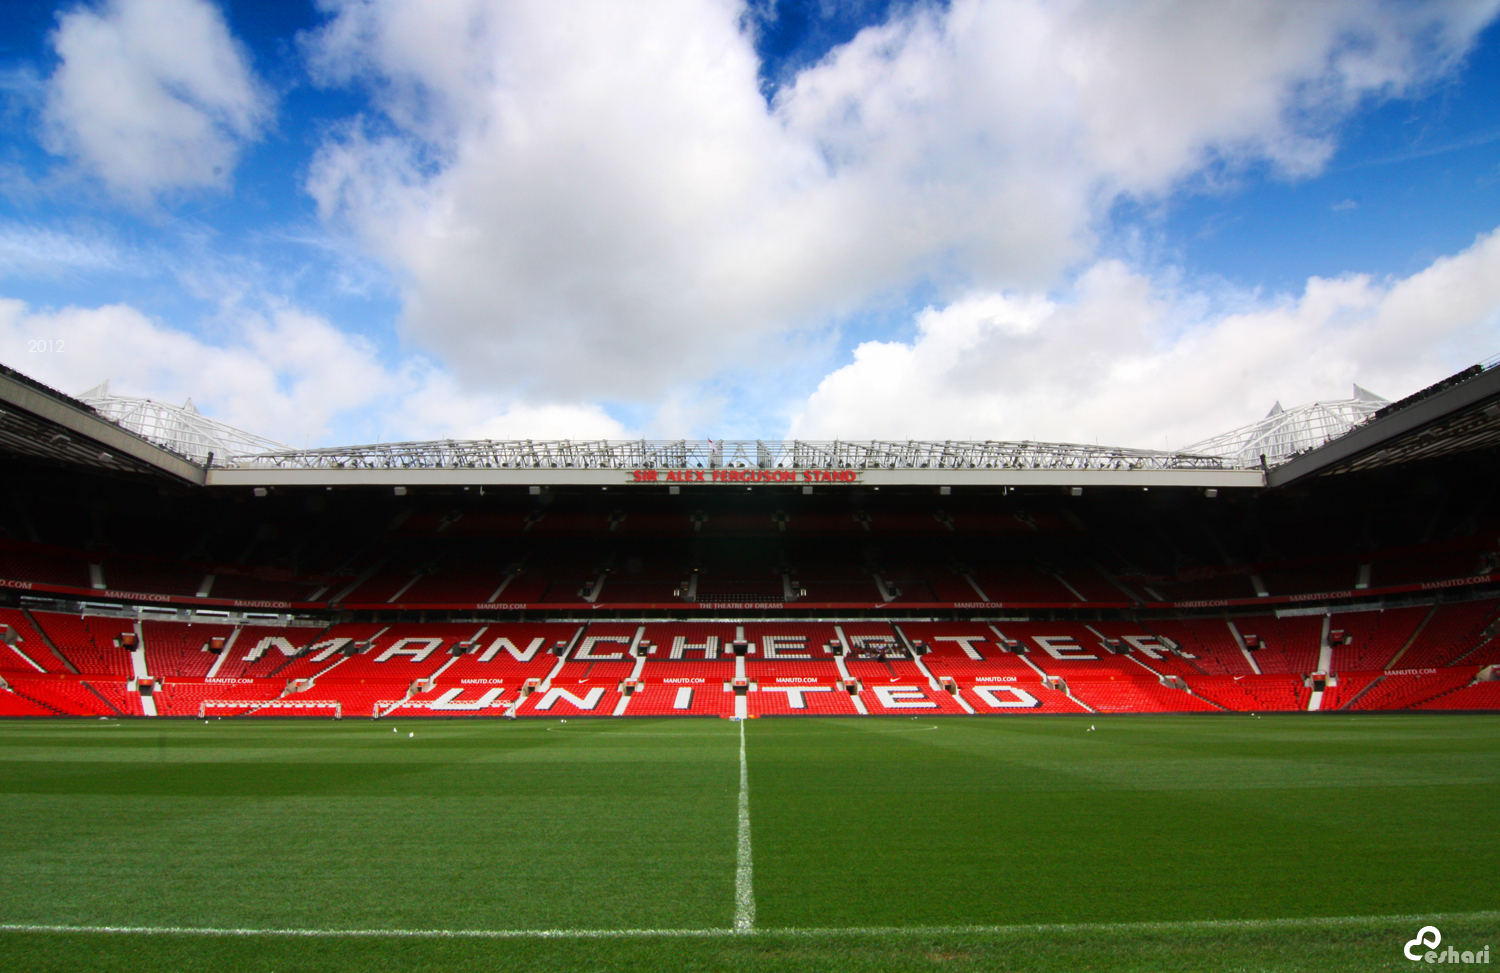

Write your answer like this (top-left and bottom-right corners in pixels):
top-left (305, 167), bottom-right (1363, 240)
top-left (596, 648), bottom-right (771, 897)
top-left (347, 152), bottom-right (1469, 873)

top-left (1, 0), bottom-right (1498, 452)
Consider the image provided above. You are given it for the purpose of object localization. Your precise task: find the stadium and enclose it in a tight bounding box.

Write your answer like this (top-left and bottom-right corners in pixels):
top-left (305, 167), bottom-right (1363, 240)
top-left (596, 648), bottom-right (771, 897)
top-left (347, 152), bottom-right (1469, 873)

top-left (1, 356), bottom-right (1497, 971)
top-left (4, 0), bottom-right (1500, 968)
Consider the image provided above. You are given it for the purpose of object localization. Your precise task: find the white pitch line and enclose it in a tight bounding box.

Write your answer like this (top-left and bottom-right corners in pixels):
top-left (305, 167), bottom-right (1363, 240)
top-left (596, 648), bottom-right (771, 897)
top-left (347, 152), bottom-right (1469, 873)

top-left (733, 718), bottom-right (755, 933)
top-left (0, 924), bottom-right (721, 940)
top-left (1, 911), bottom-right (1495, 941)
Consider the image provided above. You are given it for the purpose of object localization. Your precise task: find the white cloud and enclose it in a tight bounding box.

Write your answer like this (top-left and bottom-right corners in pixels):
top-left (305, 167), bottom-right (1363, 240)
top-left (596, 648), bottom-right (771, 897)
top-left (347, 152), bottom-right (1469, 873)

top-left (0, 298), bottom-right (627, 448)
top-left (305, 0), bottom-right (818, 401)
top-left (301, 0), bottom-right (1497, 414)
top-left (788, 226), bottom-right (1500, 448)
top-left (0, 223), bottom-right (128, 277)
top-left (42, 0), bottom-right (272, 200)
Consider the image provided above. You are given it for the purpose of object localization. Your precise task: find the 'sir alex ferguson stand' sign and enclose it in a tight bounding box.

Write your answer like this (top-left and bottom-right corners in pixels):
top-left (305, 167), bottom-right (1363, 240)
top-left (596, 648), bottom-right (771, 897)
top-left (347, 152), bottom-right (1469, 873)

top-left (629, 468), bottom-right (860, 484)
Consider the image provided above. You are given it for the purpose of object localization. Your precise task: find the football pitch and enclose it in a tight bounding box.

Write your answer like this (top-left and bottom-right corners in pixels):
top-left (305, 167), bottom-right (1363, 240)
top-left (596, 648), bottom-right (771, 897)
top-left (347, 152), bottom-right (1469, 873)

top-left (0, 714), bottom-right (1496, 972)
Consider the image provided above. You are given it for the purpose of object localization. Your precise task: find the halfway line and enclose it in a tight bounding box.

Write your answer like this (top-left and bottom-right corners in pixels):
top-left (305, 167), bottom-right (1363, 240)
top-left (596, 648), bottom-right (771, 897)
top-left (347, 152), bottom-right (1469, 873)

top-left (734, 718), bottom-right (755, 933)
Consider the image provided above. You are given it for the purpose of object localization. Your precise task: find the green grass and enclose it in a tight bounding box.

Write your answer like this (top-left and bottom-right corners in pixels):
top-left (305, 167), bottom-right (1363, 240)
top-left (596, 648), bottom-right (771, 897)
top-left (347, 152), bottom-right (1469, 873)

top-left (0, 713), bottom-right (1496, 971)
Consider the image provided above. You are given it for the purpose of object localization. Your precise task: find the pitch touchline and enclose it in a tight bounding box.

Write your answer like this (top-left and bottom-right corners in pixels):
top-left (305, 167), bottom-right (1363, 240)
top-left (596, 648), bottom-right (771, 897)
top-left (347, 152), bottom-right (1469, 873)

top-left (2, 912), bottom-right (1496, 940)
top-left (734, 718), bottom-right (755, 933)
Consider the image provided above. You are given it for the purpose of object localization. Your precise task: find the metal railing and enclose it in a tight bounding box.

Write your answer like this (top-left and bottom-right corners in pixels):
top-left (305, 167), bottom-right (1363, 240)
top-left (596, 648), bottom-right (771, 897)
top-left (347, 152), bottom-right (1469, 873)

top-left (1183, 394), bottom-right (1387, 469)
top-left (215, 439), bottom-right (1242, 471)
top-left (79, 383), bottom-right (288, 464)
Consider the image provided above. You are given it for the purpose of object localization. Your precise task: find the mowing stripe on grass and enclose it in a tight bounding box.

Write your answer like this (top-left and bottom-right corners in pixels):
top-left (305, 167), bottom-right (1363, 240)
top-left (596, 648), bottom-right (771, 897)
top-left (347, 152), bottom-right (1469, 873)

top-left (2, 912), bottom-right (1496, 940)
top-left (734, 718), bottom-right (755, 933)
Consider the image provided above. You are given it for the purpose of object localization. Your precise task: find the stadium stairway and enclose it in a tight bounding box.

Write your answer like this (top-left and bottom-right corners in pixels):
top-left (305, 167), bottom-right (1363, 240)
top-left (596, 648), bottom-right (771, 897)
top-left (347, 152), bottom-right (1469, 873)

top-left (1318, 672), bottom-right (1381, 711)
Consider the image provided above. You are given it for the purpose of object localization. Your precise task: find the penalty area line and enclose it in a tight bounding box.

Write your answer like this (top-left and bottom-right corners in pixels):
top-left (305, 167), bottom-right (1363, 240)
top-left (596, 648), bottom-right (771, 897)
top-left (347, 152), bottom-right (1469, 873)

top-left (2, 911), bottom-right (1496, 942)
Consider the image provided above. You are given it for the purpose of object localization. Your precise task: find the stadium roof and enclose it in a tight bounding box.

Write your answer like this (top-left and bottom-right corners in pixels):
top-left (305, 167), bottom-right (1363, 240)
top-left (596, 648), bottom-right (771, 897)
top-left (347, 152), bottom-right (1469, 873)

top-left (0, 364), bottom-right (204, 483)
top-left (12, 357), bottom-right (1500, 493)
top-left (0, 363), bottom-right (1264, 490)
top-left (1183, 386), bottom-right (1389, 468)
top-left (205, 438), bottom-right (1264, 489)
top-left (78, 381), bottom-right (289, 465)
top-left (1268, 359), bottom-right (1500, 486)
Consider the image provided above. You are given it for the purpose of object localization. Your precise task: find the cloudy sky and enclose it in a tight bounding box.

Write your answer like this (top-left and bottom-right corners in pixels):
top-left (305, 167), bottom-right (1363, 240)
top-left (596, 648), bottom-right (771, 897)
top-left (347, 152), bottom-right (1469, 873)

top-left (1, 0), bottom-right (1498, 451)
